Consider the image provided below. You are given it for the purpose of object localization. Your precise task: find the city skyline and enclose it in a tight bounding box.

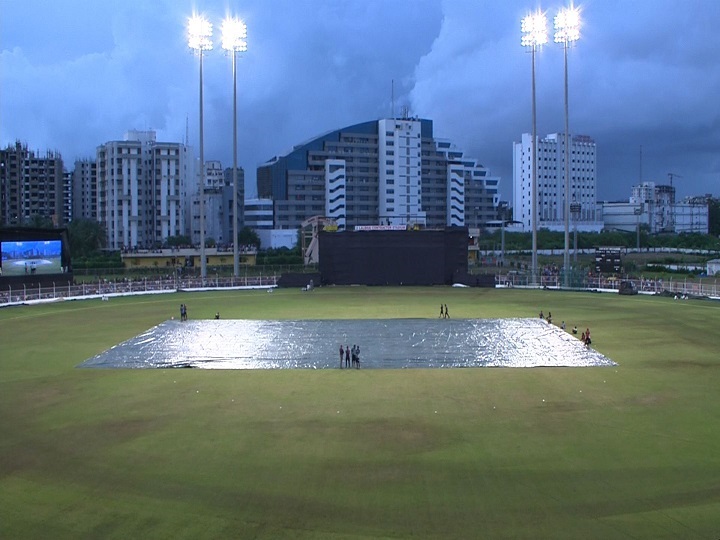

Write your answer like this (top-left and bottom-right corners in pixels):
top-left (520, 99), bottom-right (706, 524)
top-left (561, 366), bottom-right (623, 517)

top-left (2, 0), bottom-right (719, 202)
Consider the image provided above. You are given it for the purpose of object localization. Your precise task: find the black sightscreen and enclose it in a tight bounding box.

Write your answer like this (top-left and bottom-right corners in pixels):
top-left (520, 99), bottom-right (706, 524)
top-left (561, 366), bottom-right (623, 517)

top-left (318, 227), bottom-right (468, 286)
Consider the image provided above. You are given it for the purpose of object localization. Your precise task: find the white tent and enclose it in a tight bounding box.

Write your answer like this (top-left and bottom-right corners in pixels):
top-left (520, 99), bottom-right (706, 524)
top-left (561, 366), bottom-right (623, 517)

top-left (706, 259), bottom-right (720, 276)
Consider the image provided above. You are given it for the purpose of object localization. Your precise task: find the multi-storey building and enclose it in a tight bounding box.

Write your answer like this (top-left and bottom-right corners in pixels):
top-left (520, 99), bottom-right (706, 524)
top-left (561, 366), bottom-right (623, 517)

top-left (72, 159), bottom-right (97, 221)
top-left (222, 167), bottom-right (245, 245)
top-left (431, 139), bottom-right (500, 228)
top-left (243, 198), bottom-right (274, 230)
top-left (600, 182), bottom-right (708, 234)
top-left (257, 117), bottom-right (499, 231)
top-left (513, 133), bottom-right (602, 232)
top-left (189, 162), bottom-right (245, 247)
top-left (194, 161), bottom-right (225, 245)
top-left (97, 130), bottom-right (193, 250)
top-left (62, 170), bottom-right (73, 225)
top-left (0, 141), bottom-right (65, 226)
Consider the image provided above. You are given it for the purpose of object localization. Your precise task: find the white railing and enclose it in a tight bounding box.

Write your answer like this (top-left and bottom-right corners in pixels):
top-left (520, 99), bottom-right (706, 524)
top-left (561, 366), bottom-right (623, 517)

top-left (495, 273), bottom-right (720, 297)
top-left (0, 274), bottom-right (281, 306)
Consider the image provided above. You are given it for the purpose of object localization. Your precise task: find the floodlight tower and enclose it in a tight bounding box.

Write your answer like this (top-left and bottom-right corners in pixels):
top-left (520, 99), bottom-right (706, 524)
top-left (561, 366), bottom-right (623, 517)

top-left (188, 14), bottom-right (213, 279)
top-left (221, 17), bottom-right (248, 278)
top-left (521, 11), bottom-right (547, 286)
top-left (555, 4), bottom-right (580, 288)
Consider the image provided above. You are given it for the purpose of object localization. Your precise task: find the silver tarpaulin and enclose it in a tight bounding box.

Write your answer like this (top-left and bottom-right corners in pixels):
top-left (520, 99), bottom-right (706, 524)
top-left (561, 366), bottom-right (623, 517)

top-left (79, 318), bottom-right (615, 370)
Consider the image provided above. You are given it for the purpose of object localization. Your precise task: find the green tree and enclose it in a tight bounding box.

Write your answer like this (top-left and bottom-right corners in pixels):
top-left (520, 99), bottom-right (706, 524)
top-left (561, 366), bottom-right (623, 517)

top-left (67, 218), bottom-right (107, 259)
top-left (22, 214), bottom-right (55, 229)
top-left (165, 235), bottom-right (191, 248)
top-left (238, 226), bottom-right (261, 249)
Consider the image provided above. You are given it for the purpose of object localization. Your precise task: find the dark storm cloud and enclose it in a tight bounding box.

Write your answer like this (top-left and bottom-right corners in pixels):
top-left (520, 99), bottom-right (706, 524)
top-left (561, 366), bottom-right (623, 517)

top-left (410, 0), bottom-right (720, 200)
top-left (1, 0), bottom-right (718, 201)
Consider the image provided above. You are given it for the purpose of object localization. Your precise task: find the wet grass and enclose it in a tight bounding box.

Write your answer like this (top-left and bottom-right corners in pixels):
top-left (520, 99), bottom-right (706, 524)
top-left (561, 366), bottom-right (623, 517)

top-left (1, 287), bottom-right (720, 538)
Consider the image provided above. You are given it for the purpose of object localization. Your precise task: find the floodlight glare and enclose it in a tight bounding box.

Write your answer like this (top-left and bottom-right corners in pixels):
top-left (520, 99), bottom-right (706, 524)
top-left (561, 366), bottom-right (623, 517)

top-left (188, 15), bottom-right (213, 51)
top-left (554, 6), bottom-right (581, 44)
top-left (221, 17), bottom-right (248, 52)
top-left (521, 12), bottom-right (548, 48)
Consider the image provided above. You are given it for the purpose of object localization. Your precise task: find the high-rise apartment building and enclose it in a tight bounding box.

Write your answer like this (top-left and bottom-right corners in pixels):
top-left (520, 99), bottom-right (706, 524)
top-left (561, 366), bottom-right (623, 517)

top-left (188, 162), bottom-right (245, 247)
top-left (97, 130), bottom-right (193, 250)
top-left (0, 141), bottom-right (65, 226)
top-left (62, 170), bottom-right (73, 225)
top-left (513, 133), bottom-right (602, 232)
top-left (72, 159), bottom-right (97, 221)
top-left (257, 117), bottom-right (499, 231)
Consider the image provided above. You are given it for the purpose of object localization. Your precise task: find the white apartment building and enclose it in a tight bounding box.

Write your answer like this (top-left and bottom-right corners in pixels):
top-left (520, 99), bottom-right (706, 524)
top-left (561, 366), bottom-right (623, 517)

top-left (377, 118), bottom-right (426, 227)
top-left (513, 133), bottom-right (602, 232)
top-left (97, 130), bottom-right (193, 250)
top-left (324, 159), bottom-right (346, 229)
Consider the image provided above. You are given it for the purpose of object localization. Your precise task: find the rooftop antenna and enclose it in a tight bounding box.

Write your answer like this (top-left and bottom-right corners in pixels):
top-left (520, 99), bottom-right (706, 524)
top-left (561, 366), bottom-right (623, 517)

top-left (639, 145), bottom-right (642, 183)
top-left (667, 172), bottom-right (682, 191)
top-left (391, 79), bottom-right (395, 119)
top-left (185, 114), bottom-right (189, 146)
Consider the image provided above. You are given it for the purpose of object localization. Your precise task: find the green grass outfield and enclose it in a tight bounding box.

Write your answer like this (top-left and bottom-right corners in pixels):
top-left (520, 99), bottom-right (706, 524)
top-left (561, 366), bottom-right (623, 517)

top-left (1, 286), bottom-right (720, 539)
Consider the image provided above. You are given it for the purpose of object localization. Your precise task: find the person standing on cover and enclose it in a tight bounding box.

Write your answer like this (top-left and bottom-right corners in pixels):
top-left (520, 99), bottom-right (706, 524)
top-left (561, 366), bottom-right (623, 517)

top-left (345, 345), bottom-right (350, 368)
top-left (339, 344), bottom-right (344, 368)
top-left (439, 304), bottom-right (444, 318)
top-left (444, 304), bottom-right (449, 319)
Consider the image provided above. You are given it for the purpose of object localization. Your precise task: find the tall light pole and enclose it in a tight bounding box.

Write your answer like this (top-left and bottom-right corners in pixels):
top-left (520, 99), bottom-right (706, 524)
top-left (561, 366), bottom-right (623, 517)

top-left (571, 200), bottom-right (581, 264)
top-left (555, 4), bottom-right (580, 288)
top-left (188, 14), bottom-right (213, 280)
top-left (521, 11), bottom-right (547, 286)
top-left (221, 17), bottom-right (247, 278)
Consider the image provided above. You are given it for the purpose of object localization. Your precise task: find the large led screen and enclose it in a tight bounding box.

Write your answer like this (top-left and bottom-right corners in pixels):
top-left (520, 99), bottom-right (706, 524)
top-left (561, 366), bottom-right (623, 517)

top-left (1, 240), bottom-right (63, 276)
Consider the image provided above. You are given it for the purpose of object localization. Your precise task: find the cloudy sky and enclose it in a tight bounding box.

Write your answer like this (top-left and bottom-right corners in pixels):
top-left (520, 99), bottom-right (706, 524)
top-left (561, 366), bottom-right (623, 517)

top-left (2, 0), bottom-right (719, 202)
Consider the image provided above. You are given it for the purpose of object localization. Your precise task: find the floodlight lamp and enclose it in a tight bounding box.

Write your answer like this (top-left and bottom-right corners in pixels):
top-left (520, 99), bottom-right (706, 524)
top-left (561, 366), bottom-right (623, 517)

top-left (554, 6), bottom-right (580, 44)
top-left (221, 17), bottom-right (248, 52)
top-left (188, 15), bottom-right (213, 51)
top-left (521, 12), bottom-right (548, 48)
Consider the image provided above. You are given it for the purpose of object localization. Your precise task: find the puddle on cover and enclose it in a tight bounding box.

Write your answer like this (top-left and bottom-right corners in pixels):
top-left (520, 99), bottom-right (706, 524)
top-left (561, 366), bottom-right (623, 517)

top-left (78, 318), bottom-right (615, 370)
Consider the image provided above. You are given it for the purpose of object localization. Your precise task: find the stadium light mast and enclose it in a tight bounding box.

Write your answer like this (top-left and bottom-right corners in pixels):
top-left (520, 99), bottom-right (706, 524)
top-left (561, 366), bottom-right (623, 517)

top-left (188, 14), bottom-right (213, 280)
top-left (521, 11), bottom-right (547, 286)
top-left (221, 16), bottom-right (248, 278)
top-left (555, 4), bottom-right (580, 288)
